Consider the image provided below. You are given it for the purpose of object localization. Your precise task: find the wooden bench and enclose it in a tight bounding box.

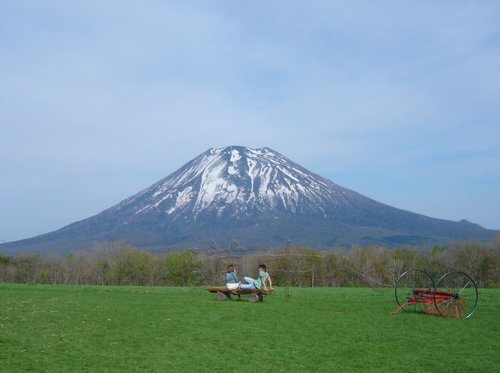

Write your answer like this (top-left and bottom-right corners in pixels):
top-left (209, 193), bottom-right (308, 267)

top-left (208, 287), bottom-right (273, 302)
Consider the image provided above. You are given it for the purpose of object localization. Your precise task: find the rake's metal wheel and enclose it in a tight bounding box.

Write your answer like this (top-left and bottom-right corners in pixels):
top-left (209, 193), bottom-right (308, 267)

top-left (395, 269), bottom-right (435, 314)
top-left (434, 271), bottom-right (478, 319)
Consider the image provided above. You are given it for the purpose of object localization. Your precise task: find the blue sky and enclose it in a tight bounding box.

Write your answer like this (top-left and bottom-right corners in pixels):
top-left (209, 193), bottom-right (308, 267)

top-left (1, 1), bottom-right (499, 242)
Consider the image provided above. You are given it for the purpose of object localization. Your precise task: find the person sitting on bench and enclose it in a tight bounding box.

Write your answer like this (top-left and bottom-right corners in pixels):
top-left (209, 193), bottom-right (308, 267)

top-left (240, 264), bottom-right (273, 291)
top-left (225, 264), bottom-right (239, 290)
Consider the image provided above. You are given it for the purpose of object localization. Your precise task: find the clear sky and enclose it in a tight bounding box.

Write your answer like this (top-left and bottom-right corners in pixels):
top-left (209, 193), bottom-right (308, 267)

top-left (1, 1), bottom-right (499, 243)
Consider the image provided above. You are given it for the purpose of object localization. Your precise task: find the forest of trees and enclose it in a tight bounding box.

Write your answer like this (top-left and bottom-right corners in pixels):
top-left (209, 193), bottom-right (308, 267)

top-left (1, 238), bottom-right (499, 288)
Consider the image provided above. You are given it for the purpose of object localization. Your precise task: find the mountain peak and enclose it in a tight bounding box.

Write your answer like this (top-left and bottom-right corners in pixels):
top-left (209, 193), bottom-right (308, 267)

top-left (118, 145), bottom-right (343, 219)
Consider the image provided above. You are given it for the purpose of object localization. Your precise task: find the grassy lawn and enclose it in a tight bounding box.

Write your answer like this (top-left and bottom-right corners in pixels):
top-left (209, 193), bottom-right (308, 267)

top-left (1, 284), bottom-right (499, 372)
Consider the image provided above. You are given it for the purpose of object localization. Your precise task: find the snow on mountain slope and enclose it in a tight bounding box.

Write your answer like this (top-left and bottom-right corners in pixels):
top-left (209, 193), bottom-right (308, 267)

top-left (112, 146), bottom-right (354, 219)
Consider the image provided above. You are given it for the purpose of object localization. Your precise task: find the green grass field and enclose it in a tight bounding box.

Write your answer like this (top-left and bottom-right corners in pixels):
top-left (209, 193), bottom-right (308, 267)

top-left (1, 284), bottom-right (499, 372)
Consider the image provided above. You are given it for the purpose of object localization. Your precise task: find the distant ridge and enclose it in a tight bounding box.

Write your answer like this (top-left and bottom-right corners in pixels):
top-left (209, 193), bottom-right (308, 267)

top-left (1, 146), bottom-right (496, 254)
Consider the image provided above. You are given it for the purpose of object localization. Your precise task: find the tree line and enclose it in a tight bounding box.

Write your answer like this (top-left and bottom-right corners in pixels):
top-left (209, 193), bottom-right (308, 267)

top-left (1, 238), bottom-right (499, 287)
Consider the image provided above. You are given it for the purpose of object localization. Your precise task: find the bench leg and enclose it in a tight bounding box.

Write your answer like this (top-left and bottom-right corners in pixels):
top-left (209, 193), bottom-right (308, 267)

top-left (248, 293), bottom-right (261, 303)
top-left (216, 291), bottom-right (228, 301)
top-left (227, 293), bottom-right (241, 301)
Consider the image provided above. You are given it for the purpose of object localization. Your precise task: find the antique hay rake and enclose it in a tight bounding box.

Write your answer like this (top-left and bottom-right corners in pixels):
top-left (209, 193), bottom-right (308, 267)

top-left (392, 269), bottom-right (478, 319)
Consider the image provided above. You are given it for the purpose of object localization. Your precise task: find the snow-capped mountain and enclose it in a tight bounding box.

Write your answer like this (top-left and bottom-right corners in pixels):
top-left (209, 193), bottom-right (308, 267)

top-left (111, 146), bottom-right (354, 219)
top-left (2, 146), bottom-right (496, 254)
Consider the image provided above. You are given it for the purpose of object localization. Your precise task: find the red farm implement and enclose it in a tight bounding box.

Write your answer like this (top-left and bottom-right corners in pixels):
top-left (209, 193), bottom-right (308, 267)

top-left (392, 270), bottom-right (478, 319)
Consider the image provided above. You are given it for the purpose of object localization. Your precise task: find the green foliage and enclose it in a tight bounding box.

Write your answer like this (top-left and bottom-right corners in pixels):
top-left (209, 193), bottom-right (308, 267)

top-left (431, 245), bottom-right (446, 255)
top-left (164, 251), bottom-right (201, 286)
top-left (109, 247), bottom-right (153, 285)
top-left (0, 284), bottom-right (499, 372)
top-left (0, 253), bottom-right (11, 265)
top-left (1, 241), bottom-right (499, 287)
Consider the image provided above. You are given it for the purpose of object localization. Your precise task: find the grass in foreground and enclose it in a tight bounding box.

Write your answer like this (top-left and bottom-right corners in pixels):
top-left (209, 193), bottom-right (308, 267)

top-left (0, 284), bottom-right (499, 372)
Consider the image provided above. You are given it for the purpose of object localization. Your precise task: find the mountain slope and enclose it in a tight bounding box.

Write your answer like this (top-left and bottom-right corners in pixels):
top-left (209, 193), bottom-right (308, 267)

top-left (2, 146), bottom-right (496, 254)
